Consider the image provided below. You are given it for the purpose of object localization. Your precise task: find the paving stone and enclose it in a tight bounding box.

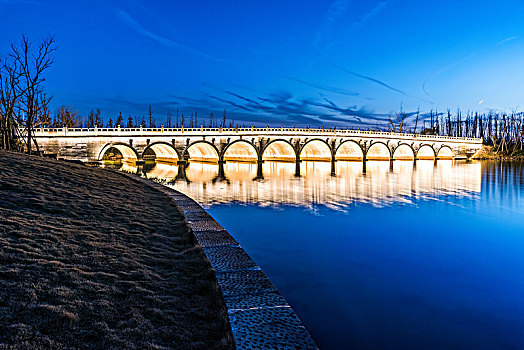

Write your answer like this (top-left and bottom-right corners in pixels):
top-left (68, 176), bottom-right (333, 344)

top-left (184, 210), bottom-right (213, 221)
top-left (174, 198), bottom-right (198, 206)
top-left (203, 245), bottom-right (259, 272)
top-left (192, 229), bottom-right (239, 247)
top-left (224, 291), bottom-right (288, 311)
top-left (228, 307), bottom-right (318, 350)
top-left (189, 220), bottom-right (224, 232)
top-left (216, 270), bottom-right (278, 298)
top-left (179, 204), bottom-right (206, 212)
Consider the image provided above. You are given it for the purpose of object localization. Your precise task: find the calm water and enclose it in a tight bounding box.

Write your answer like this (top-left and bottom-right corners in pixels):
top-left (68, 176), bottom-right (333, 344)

top-left (119, 160), bottom-right (524, 349)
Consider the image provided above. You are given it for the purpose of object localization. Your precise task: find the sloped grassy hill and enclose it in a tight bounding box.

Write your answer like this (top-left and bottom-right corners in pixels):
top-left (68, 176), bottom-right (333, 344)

top-left (0, 151), bottom-right (234, 349)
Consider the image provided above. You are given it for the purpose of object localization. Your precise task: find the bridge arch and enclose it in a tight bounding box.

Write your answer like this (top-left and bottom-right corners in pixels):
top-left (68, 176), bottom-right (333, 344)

top-left (437, 145), bottom-right (454, 159)
top-left (262, 139), bottom-right (296, 162)
top-left (417, 144), bottom-right (437, 160)
top-left (366, 141), bottom-right (391, 160)
top-left (142, 142), bottom-right (180, 163)
top-left (300, 139), bottom-right (332, 161)
top-left (99, 142), bottom-right (139, 162)
top-left (335, 140), bottom-right (364, 161)
top-left (184, 141), bottom-right (220, 163)
top-left (393, 143), bottom-right (415, 160)
top-left (222, 139), bottom-right (258, 162)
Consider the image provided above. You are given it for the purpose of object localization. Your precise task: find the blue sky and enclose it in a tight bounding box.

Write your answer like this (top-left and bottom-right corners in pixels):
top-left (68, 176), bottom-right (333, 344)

top-left (1, 0), bottom-right (524, 127)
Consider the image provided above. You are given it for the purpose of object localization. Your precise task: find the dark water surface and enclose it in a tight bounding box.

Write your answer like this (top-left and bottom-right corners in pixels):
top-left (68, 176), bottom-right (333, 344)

top-left (125, 160), bottom-right (524, 349)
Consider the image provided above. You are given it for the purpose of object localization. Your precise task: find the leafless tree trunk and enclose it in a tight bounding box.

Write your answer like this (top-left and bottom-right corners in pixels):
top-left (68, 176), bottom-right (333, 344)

top-left (0, 55), bottom-right (24, 150)
top-left (11, 35), bottom-right (56, 154)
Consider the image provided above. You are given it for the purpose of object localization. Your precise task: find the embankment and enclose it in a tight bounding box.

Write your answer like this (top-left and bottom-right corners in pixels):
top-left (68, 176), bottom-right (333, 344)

top-left (0, 151), bottom-right (234, 349)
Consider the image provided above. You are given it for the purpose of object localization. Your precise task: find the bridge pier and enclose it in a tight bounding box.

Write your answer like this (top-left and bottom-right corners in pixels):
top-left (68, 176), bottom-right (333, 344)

top-left (176, 165), bottom-right (188, 182)
top-left (255, 160), bottom-right (264, 180)
top-left (330, 158), bottom-right (336, 176)
top-left (295, 160), bottom-right (301, 177)
top-left (218, 160), bottom-right (226, 180)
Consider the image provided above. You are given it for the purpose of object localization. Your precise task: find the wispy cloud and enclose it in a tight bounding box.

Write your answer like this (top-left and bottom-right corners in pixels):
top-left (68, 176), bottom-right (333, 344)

top-left (324, 59), bottom-right (433, 104)
top-left (113, 8), bottom-right (229, 63)
top-left (422, 52), bottom-right (476, 96)
top-left (283, 76), bottom-right (359, 97)
top-left (423, 36), bottom-right (517, 96)
top-left (97, 87), bottom-right (431, 129)
top-left (314, 0), bottom-right (354, 48)
top-left (352, 1), bottom-right (389, 28)
top-left (495, 36), bottom-right (518, 47)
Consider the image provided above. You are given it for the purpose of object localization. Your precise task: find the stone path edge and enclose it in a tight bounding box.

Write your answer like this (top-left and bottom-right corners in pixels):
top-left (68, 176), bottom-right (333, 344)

top-left (120, 172), bottom-right (318, 350)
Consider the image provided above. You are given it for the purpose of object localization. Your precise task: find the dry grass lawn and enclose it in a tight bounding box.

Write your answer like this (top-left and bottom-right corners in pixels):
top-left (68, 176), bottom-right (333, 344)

top-left (0, 151), bottom-right (234, 349)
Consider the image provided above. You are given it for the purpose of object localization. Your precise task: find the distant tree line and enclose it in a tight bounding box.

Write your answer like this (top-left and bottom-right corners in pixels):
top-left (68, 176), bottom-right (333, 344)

top-left (41, 105), bottom-right (238, 130)
top-left (407, 109), bottom-right (524, 156)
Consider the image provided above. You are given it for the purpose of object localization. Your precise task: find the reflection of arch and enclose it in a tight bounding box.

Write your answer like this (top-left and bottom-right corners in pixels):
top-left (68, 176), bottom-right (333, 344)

top-left (301, 161), bottom-right (332, 177)
top-left (335, 140), bottom-right (364, 161)
top-left (223, 162), bottom-right (257, 180)
top-left (99, 143), bottom-right (138, 162)
top-left (185, 162), bottom-right (218, 182)
top-left (145, 163), bottom-right (179, 179)
top-left (437, 145), bottom-right (454, 159)
top-left (262, 161), bottom-right (296, 178)
top-left (184, 141), bottom-right (220, 163)
top-left (142, 142), bottom-right (179, 163)
top-left (393, 143), bottom-right (415, 160)
top-left (300, 139), bottom-right (332, 161)
top-left (366, 142), bottom-right (391, 160)
top-left (417, 144), bottom-right (436, 160)
top-left (222, 140), bottom-right (258, 162)
top-left (262, 139), bottom-right (296, 162)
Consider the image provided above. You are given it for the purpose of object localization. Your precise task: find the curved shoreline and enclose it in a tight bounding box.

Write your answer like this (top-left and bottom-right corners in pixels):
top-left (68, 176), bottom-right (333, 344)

top-left (125, 173), bottom-right (318, 349)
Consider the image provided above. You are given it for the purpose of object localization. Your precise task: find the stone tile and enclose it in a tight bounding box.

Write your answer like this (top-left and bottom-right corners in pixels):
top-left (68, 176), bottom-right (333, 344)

top-left (183, 210), bottom-right (213, 221)
top-left (224, 291), bottom-right (288, 311)
top-left (188, 220), bottom-right (224, 232)
top-left (174, 198), bottom-right (198, 206)
top-left (179, 204), bottom-right (205, 213)
top-left (228, 307), bottom-right (318, 350)
top-left (216, 270), bottom-right (278, 298)
top-left (192, 229), bottom-right (239, 248)
top-left (203, 245), bottom-right (259, 272)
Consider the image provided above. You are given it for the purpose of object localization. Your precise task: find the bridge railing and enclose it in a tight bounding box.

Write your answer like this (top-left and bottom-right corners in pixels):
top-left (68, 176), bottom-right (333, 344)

top-left (31, 126), bottom-right (482, 143)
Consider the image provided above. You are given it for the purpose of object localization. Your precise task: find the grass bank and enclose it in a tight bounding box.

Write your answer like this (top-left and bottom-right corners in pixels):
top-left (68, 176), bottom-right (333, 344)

top-left (0, 151), bottom-right (234, 349)
top-left (474, 146), bottom-right (524, 160)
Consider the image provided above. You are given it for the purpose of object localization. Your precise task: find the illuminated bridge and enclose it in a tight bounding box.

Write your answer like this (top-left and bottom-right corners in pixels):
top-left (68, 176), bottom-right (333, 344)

top-left (34, 126), bottom-right (483, 175)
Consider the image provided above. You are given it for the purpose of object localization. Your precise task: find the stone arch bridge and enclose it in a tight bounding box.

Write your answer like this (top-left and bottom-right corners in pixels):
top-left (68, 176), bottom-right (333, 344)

top-left (34, 126), bottom-right (483, 175)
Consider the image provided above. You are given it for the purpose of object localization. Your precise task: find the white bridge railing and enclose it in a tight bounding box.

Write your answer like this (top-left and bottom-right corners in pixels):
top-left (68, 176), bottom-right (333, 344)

top-left (32, 126), bottom-right (482, 144)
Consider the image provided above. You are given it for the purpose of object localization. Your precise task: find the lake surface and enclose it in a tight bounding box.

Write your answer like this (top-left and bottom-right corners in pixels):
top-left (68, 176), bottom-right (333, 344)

top-left (119, 160), bottom-right (524, 349)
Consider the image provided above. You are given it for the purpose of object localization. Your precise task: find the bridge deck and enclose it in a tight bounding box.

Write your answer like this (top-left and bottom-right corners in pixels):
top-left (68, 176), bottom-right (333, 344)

top-left (33, 126), bottom-right (481, 144)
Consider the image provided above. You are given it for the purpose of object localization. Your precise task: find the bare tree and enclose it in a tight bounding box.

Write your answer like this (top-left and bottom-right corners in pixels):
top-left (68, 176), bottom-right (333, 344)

top-left (0, 55), bottom-right (24, 150)
top-left (388, 110), bottom-right (407, 133)
top-left (56, 106), bottom-right (81, 128)
top-left (9, 35), bottom-right (56, 154)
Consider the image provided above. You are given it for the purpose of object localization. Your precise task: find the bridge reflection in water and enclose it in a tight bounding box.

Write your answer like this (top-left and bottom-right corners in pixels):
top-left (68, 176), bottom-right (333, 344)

top-left (111, 159), bottom-right (482, 209)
